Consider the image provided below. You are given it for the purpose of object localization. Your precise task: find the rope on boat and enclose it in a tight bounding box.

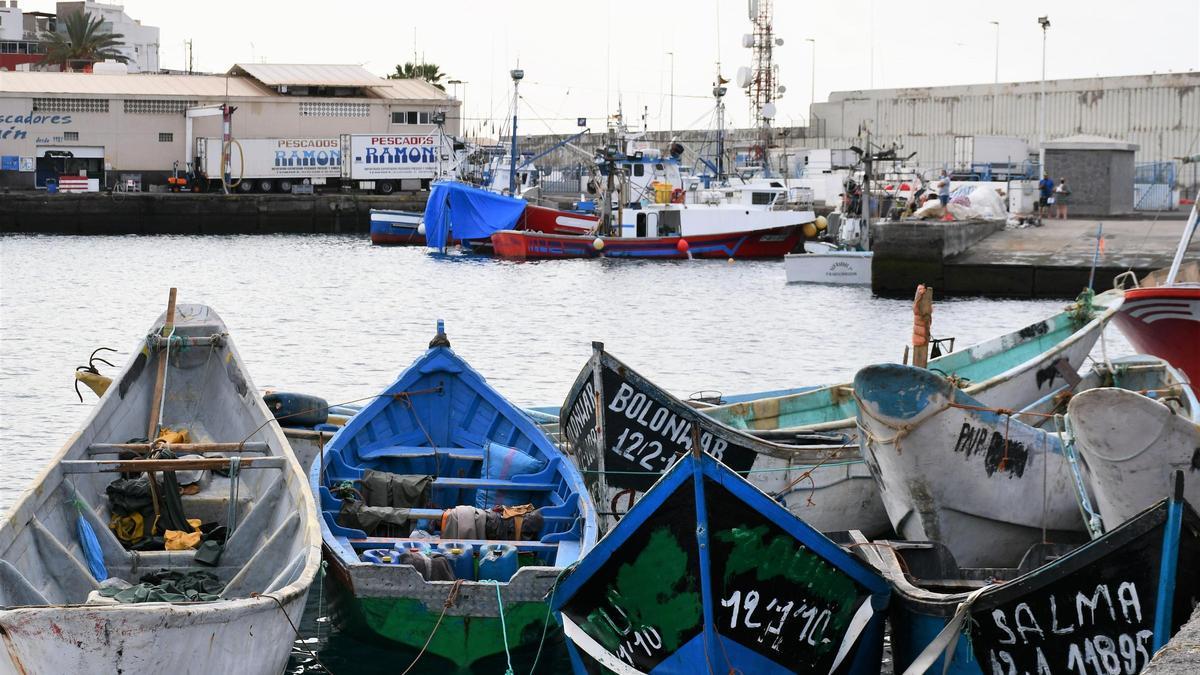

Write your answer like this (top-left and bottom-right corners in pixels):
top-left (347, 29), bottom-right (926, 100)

top-left (226, 456), bottom-right (241, 536)
top-left (578, 459), bottom-right (866, 475)
top-left (488, 580), bottom-right (516, 675)
top-left (1054, 414), bottom-right (1105, 538)
top-left (399, 579), bottom-right (464, 675)
top-left (529, 564), bottom-right (574, 675)
top-left (253, 592), bottom-right (333, 674)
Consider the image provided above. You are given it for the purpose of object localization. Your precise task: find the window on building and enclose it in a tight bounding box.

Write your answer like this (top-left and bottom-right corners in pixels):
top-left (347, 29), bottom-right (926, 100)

top-left (633, 164), bottom-right (645, 177)
top-left (158, 132), bottom-right (173, 143)
top-left (125, 100), bottom-right (196, 114)
top-left (299, 102), bottom-right (369, 117)
top-left (63, 131), bottom-right (79, 141)
top-left (419, 111), bottom-right (430, 124)
top-left (407, 111), bottom-right (418, 125)
top-left (33, 98), bottom-right (109, 113)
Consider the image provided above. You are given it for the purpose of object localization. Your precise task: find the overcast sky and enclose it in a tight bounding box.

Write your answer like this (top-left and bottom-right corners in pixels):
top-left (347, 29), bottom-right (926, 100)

top-left (34, 0), bottom-right (1200, 135)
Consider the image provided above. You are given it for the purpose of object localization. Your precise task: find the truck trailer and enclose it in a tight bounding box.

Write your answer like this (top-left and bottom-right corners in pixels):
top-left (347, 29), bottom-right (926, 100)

top-left (195, 137), bottom-right (342, 193)
top-left (340, 133), bottom-right (465, 194)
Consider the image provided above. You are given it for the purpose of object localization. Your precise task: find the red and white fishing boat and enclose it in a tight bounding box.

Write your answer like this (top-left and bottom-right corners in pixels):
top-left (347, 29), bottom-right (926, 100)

top-left (1113, 195), bottom-right (1199, 387)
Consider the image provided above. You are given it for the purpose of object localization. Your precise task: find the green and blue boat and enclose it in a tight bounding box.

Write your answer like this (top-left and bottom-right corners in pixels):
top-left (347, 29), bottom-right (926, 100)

top-left (311, 321), bottom-right (597, 670)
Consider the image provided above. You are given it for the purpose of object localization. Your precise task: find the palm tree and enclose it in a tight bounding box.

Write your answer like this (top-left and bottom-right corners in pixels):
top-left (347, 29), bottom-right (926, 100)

top-left (41, 11), bottom-right (128, 71)
top-left (388, 62), bottom-right (446, 90)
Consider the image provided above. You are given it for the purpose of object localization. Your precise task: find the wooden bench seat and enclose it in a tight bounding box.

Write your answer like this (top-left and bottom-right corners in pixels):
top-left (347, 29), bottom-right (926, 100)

top-left (356, 445), bottom-right (484, 462)
top-left (348, 536), bottom-right (559, 552)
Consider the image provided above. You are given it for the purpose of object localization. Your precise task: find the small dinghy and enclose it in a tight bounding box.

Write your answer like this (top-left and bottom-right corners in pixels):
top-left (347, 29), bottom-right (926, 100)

top-left (551, 444), bottom-right (891, 674)
top-left (560, 343), bottom-right (891, 536)
top-left (854, 355), bottom-right (1189, 567)
top-left (855, 474), bottom-right (1200, 675)
top-left (853, 362), bottom-right (1093, 567)
top-left (1068, 358), bottom-right (1200, 529)
top-left (312, 322), bottom-right (597, 670)
top-left (703, 289), bottom-right (1122, 436)
top-left (0, 293), bottom-right (320, 675)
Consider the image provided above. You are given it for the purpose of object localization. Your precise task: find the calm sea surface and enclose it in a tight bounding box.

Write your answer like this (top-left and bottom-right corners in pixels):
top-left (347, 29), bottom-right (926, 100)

top-left (0, 233), bottom-right (1131, 673)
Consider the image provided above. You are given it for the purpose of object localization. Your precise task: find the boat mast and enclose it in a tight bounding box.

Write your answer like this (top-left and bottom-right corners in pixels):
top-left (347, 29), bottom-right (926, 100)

top-left (714, 71), bottom-right (727, 183)
top-left (863, 128), bottom-right (871, 249)
top-left (509, 68), bottom-right (524, 195)
top-left (1164, 189), bottom-right (1198, 286)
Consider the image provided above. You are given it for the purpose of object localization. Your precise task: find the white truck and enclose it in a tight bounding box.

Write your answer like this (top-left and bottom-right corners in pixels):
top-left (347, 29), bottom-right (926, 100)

top-left (339, 133), bottom-right (465, 194)
top-left (196, 137), bottom-right (342, 193)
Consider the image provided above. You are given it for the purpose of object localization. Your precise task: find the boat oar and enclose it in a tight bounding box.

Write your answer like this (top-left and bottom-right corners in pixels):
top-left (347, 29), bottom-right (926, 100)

top-left (144, 287), bottom-right (179, 534)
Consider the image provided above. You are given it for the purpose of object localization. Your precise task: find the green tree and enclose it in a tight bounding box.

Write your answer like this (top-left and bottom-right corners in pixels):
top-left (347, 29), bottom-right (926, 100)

top-left (41, 11), bottom-right (129, 71)
top-left (388, 62), bottom-right (446, 90)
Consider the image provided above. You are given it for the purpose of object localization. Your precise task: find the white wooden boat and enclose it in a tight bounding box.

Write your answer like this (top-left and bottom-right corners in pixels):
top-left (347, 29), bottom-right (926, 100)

top-left (1068, 358), bottom-right (1200, 530)
top-left (784, 248), bottom-right (872, 285)
top-left (853, 362), bottom-right (1091, 568)
top-left (0, 300), bottom-right (320, 675)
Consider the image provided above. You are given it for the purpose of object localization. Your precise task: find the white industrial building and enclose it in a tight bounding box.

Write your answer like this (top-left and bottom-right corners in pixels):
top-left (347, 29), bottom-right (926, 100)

top-left (54, 1), bottom-right (158, 72)
top-left (0, 63), bottom-right (460, 189)
top-left (808, 72), bottom-right (1199, 189)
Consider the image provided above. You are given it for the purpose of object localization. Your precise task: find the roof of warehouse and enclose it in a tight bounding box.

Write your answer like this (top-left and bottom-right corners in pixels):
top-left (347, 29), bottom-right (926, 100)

top-left (229, 63), bottom-right (387, 87)
top-left (0, 71), bottom-right (272, 97)
top-left (0, 66), bottom-right (454, 102)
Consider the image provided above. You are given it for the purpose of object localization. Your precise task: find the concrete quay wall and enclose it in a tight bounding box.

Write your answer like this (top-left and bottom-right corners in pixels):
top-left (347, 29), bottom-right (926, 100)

top-left (0, 192), bottom-right (428, 235)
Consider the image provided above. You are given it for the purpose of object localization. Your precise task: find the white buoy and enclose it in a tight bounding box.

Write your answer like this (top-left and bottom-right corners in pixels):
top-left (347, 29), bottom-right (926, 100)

top-left (592, 237), bottom-right (605, 251)
top-left (417, 222), bottom-right (426, 235)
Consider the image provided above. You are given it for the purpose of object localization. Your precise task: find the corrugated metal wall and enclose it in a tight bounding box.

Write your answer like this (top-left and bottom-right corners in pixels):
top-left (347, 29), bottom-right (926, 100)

top-left (808, 72), bottom-right (1199, 187)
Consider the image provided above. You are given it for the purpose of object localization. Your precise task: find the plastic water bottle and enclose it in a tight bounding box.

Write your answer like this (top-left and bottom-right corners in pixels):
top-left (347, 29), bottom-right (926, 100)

top-left (395, 541), bottom-right (432, 556)
top-left (436, 542), bottom-right (475, 581)
top-left (361, 549), bottom-right (397, 565)
top-left (477, 544), bottom-right (518, 583)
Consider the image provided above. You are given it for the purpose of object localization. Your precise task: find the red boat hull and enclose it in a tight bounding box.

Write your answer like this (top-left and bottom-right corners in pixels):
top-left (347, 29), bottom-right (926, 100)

top-left (1114, 286), bottom-right (1200, 387)
top-left (519, 204), bottom-right (597, 235)
top-left (491, 225), bottom-right (802, 260)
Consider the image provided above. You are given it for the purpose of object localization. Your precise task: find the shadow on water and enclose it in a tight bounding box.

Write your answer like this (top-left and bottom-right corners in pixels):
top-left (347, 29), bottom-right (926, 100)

top-left (287, 568), bottom-right (571, 675)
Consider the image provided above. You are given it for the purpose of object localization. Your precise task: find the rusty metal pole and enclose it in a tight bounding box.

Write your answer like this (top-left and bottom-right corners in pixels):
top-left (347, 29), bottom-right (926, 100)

top-left (912, 284), bottom-right (934, 368)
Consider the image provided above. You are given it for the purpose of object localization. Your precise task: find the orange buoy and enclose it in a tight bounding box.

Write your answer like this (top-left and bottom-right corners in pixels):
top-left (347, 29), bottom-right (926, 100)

top-left (676, 238), bottom-right (689, 253)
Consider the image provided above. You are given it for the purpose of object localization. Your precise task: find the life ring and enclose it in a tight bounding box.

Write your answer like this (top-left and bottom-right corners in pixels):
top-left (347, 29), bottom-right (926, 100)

top-left (670, 188), bottom-right (685, 204)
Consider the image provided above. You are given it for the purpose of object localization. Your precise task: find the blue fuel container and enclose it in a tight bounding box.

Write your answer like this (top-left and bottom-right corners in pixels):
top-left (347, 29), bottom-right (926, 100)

top-left (436, 542), bottom-right (475, 581)
top-left (395, 541), bottom-right (432, 556)
top-left (361, 548), bottom-right (400, 564)
top-left (477, 544), bottom-right (518, 583)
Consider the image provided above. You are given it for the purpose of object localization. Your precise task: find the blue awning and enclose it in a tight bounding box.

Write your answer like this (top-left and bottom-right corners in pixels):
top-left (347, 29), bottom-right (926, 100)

top-left (423, 181), bottom-right (527, 250)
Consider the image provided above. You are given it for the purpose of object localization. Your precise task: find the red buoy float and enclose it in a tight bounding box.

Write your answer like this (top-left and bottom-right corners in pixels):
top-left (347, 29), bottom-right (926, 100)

top-left (676, 238), bottom-right (689, 253)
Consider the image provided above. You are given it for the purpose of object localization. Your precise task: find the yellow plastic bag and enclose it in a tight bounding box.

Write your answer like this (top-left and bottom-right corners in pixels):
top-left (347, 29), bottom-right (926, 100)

top-left (156, 428), bottom-right (191, 444)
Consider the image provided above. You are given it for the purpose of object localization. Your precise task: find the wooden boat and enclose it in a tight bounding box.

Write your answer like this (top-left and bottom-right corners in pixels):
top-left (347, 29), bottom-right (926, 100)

top-left (0, 296), bottom-right (320, 674)
top-left (560, 344), bottom-right (891, 537)
top-left (422, 180), bottom-right (597, 252)
top-left (784, 248), bottom-right (873, 285)
top-left (312, 322), bottom-right (598, 669)
top-left (372, 201), bottom-right (597, 247)
top-left (703, 288), bottom-right (1123, 437)
top-left (853, 361), bottom-right (1095, 567)
top-left (854, 475), bottom-right (1200, 675)
top-left (551, 444), bottom-right (892, 674)
top-left (369, 209), bottom-right (425, 245)
top-left (1112, 195), bottom-right (1199, 385)
top-left (1068, 358), bottom-right (1200, 530)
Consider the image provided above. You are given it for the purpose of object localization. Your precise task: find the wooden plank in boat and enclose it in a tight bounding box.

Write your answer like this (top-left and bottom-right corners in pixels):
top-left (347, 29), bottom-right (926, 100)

top-left (60, 456), bottom-right (287, 473)
top-left (348, 536), bottom-right (558, 552)
top-left (356, 445), bottom-right (484, 461)
top-left (87, 442), bottom-right (270, 455)
top-left (432, 477), bottom-right (556, 491)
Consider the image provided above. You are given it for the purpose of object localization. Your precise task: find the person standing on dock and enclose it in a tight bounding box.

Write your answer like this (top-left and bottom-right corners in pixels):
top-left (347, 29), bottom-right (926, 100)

top-left (1038, 174), bottom-right (1055, 219)
top-left (1054, 178), bottom-right (1071, 219)
top-left (937, 170), bottom-right (952, 208)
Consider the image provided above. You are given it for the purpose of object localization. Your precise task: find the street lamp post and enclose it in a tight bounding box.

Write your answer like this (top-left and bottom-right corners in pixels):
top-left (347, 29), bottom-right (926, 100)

top-left (1038, 16), bottom-right (1050, 172)
top-left (448, 79), bottom-right (468, 137)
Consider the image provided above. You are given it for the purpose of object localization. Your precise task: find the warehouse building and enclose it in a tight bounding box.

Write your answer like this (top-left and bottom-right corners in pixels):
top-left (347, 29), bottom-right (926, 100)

top-left (808, 72), bottom-right (1199, 191)
top-left (0, 62), bottom-right (460, 189)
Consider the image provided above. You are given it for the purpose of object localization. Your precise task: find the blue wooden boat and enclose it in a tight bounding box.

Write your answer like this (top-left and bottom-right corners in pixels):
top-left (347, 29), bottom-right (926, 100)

top-left (310, 322), bottom-right (598, 669)
top-left (855, 474), bottom-right (1200, 675)
top-left (369, 209), bottom-right (424, 245)
top-left (551, 445), bottom-right (891, 674)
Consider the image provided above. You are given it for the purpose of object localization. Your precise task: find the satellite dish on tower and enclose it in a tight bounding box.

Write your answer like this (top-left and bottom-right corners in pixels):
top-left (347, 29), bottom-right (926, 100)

top-left (775, 37), bottom-right (785, 46)
top-left (736, 67), bottom-right (752, 88)
top-left (761, 102), bottom-right (777, 119)
top-left (742, 33), bottom-right (754, 48)
top-left (748, 0), bottom-right (758, 20)
top-left (777, 85), bottom-right (787, 96)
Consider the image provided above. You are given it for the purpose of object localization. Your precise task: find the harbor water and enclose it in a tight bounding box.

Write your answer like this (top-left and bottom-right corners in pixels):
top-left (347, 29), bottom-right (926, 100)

top-left (0, 233), bottom-right (1133, 673)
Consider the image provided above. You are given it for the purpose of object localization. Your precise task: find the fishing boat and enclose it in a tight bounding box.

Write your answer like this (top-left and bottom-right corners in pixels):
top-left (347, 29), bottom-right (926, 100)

top-left (312, 322), bottom-right (597, 669)
top-left (853, 475), bottom-right (1200, 675)
top-left (0, 293), bottom-right (320, 674)
top-left (1112, 194), bottom-right (1200, 386)
top-left (1068, 357), bottom-right (1200, 529)
top-left (550, 444), bottom-right (892, 674)
top-left (369, 209), bottom-right (424, 245)
top-left (490, 214), bottom-right (804, 260)
top-left (853, 361), bottom-right (1099, 568)
top-left (422, 180), bottom-right (597, 252)
top-left (703, 289), bottom-right (1123, 438)
top-left (373, 190), bottom-right (596, 248)
top-left (560, 343), bottom-right (891, 537)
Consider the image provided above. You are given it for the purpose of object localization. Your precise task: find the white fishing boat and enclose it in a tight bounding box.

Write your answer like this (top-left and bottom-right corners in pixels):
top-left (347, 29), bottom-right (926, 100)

top-left (1068, 357), bottom-right (1200, 529)
top-left (0, 295), bottom-right (320, 675)
top-left (853, 362), bottom-right (1091, 568)
top-left (784, 239), bottom-right (872, 286)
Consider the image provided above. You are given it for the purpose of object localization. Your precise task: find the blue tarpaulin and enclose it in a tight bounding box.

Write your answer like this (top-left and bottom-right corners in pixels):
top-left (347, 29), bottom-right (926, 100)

top-left (423, 181), bottom-right (527, 250)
